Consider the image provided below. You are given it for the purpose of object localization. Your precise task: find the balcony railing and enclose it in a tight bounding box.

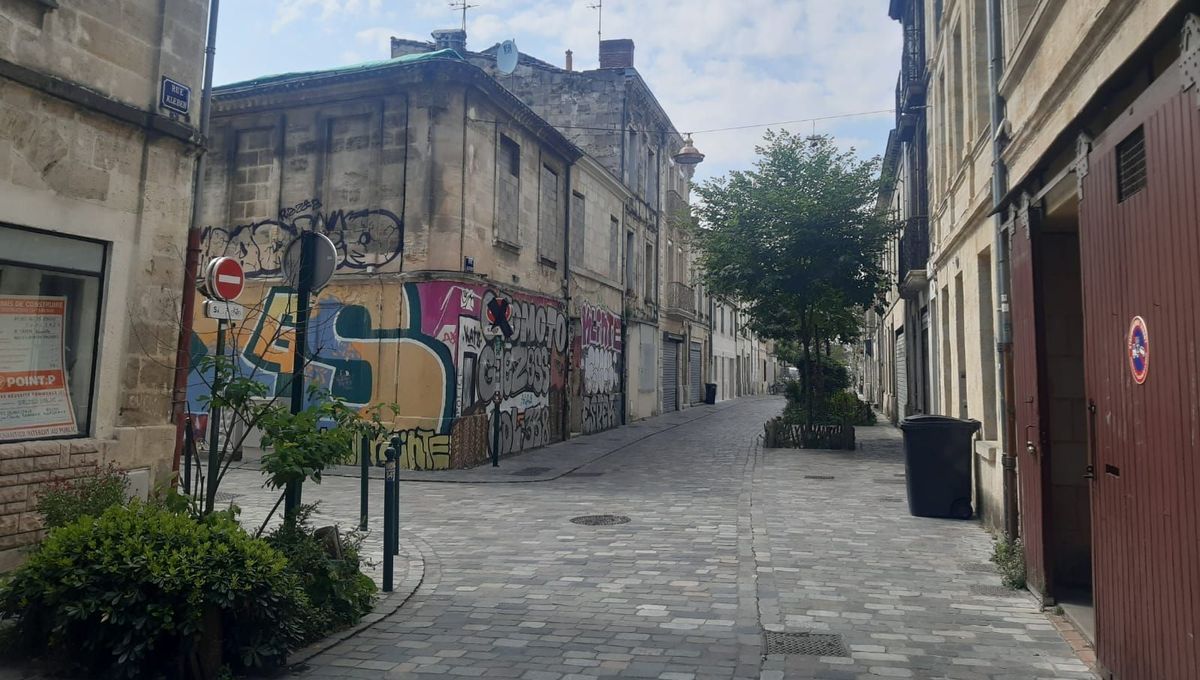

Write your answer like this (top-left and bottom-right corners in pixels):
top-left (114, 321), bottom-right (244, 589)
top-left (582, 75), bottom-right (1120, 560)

top-left (897, 217), bottom-right (929, 296)
top-left (895, 23), bottom-right (926, 140)
top-left (666, 281), bottom-right (696, 317)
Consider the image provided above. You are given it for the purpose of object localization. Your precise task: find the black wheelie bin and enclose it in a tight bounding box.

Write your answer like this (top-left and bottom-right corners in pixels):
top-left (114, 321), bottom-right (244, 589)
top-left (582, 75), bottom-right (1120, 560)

top-left (898, 415), bottom-right (981, 519)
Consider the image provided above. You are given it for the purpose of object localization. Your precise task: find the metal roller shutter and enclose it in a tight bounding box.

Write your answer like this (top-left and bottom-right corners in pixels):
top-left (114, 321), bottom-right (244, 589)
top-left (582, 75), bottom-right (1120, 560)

top-left (688, 342), bottom-right (702, 404)
top-left (662, 341), bottom-right (679, 412)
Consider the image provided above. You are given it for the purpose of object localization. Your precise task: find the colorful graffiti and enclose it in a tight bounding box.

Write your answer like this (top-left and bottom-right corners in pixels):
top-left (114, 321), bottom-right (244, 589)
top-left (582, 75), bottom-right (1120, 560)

top-left (578, 302), bottom-right (622, 434)
top-left (201, 198), bottom-right (404, 276)
top-left (187, 278), bottom-right (568, 470)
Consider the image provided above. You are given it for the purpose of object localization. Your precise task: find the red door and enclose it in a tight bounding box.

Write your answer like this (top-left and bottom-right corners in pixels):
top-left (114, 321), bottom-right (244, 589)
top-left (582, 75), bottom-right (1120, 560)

top-left (1078, 66), bottom-right (1200, 679)
top-left (1008, 199), bottom-right (1052, 597)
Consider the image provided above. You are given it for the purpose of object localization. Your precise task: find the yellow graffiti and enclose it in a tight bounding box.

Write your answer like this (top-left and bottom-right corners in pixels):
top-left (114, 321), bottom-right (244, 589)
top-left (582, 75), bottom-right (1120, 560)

top-left (395, 429), bottom-right (452, 470)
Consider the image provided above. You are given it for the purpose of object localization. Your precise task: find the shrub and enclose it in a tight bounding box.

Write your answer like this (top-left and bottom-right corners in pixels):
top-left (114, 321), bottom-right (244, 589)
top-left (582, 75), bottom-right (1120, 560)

top-left (0, 501), bottom-right (309, 679)
top-left (991, 537), bottom-right (1027, 590)
top-left (35, 463), bottom-right (128, 529)
top-left (265, 507), bottom-right (377, 643)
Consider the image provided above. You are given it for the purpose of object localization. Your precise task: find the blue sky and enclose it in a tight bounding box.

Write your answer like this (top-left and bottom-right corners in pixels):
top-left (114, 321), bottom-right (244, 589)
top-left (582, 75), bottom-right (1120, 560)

top-left (214, 1), bottom-right (901, 182)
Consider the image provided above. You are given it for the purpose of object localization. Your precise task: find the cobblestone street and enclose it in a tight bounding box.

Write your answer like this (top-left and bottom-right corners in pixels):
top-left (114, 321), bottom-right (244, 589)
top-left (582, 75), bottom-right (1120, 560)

top-left (223, 397), bottom-right (1095, 679)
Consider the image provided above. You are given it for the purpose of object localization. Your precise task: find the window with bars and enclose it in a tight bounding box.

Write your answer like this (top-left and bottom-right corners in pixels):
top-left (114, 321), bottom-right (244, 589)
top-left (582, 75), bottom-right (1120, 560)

top-left (1116, 126), bottom-right (1146, 203)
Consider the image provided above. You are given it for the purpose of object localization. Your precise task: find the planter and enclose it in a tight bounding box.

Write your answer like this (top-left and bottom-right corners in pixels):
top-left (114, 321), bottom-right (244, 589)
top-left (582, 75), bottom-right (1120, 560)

top-left (763, 418), bottom-right (856, 450)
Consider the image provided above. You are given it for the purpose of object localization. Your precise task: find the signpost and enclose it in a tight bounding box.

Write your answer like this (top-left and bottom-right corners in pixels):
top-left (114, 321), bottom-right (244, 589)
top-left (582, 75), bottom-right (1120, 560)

top-left (282, 232), bottom-right (337, 519)
top-left (198, 257), bottom-right (244, 513)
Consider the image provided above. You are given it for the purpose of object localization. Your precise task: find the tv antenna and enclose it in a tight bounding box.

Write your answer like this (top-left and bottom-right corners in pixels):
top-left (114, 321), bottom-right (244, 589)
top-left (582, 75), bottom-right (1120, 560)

top-left (588, 0), bottom-right (602, 43)
top-left (449, 1), bottom-right (478, 31)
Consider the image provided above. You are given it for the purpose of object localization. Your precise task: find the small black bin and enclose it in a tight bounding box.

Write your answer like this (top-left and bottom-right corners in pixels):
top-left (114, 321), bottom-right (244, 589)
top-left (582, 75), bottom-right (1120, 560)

top-left (899, 415), bottom-right (980, 519)
top-left (704, 383), bottom-right (717, 405)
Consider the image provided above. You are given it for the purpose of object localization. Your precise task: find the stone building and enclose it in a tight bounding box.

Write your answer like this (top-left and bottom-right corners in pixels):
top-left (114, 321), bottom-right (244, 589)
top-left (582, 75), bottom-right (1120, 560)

top-left (191, 51), bottom-right (633, 469)
top-left (878, 0), bottom-right (1200, 674)
top-left (0, 0), bottom-right (207, 566)
top-left (392, 32), bottom-right (713, 419)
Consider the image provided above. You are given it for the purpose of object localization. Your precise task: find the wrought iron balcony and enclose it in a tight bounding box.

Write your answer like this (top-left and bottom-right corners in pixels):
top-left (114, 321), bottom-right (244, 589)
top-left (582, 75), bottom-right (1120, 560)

top-left (665, 281), bottom-right (696, 318)
top-left (895, 24), bottom-right (926, 141)
top-left (897, 217), bottom-right (929, 298)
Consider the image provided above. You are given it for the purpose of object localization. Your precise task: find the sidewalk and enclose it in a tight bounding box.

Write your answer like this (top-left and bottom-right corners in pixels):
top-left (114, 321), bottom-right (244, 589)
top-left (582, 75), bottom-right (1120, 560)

top-left (228, 397), bottom-right (753, 483)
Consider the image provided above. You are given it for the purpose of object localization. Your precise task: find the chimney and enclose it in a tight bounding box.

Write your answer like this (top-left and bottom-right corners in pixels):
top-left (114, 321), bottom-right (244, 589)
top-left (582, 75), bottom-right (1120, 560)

top-left (565, 49), bottom-right (574, 71)
top-left (599, 39), bottom-right (634, 68)
top-left (431, 29), bottom-right (467, 54)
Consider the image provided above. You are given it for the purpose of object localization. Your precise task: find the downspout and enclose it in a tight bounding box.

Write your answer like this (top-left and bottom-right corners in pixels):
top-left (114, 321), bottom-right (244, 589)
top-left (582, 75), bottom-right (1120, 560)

top-left (986, 0), bottom-right (1019, 540)
top-left (562, 162), bottom-right (573, 440)
top-left (171, 0), bottom-right (220, 474)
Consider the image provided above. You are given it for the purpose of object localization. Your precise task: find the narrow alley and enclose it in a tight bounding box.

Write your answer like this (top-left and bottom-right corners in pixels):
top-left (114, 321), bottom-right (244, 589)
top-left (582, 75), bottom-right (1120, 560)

top-left (224, 398), bottom-right (1094, 680)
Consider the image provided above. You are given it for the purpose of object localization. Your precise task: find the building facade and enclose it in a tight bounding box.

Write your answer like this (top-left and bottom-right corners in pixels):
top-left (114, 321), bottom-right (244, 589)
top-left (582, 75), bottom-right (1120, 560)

top-left (0, 0), bottom-right (207, 566)
top-left (869, 1), bottom-right (1200, 676)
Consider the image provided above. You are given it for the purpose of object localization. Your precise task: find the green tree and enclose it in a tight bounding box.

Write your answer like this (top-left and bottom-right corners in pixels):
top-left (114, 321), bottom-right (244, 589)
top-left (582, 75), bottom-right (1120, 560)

top-left (691, 131), bottom-right (895, 419)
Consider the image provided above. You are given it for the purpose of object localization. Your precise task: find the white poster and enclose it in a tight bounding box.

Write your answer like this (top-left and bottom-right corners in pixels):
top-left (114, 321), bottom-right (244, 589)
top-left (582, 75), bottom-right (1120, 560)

top-left (0, 296), bottom-right (78, 440)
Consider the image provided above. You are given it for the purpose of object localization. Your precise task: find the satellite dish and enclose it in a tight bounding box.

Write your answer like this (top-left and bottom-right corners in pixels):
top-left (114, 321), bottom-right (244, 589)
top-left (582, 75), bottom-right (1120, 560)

top-left (496, 39), bottom-right (518, 75)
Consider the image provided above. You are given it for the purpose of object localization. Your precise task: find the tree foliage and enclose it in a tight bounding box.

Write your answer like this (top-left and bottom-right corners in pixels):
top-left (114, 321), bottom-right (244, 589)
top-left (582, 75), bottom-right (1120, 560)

top-left (691, 131), bottom-right (896, 417)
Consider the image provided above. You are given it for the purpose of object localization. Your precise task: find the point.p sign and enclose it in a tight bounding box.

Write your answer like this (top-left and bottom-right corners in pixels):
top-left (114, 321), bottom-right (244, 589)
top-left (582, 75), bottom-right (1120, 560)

top-left (203, 257), bottom-right (245, 302)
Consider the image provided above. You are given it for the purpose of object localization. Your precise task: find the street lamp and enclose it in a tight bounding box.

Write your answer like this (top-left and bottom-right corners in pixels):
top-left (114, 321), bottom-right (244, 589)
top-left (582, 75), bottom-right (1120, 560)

top-left (673, 134), bottom-right (705, 166)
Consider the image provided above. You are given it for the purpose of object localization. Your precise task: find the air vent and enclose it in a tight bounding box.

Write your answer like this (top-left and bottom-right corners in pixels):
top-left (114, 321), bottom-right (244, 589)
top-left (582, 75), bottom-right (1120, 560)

top-left (1116, 126), bottom-right (1146, 202)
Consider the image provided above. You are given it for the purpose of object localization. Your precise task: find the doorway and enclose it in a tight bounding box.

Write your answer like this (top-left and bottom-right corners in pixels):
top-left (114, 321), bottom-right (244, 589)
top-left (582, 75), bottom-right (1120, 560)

top-left (1038, 196), bottom-right (1093, 640)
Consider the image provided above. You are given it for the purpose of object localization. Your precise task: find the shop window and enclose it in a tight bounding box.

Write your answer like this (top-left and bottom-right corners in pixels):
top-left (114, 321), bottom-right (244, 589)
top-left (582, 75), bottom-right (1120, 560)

top-left (0, 225), bottom-right (104, 442)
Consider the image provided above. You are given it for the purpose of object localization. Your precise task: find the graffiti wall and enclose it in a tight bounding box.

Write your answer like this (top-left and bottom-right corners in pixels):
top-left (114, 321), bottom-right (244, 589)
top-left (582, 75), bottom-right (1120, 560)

top-left (187, 277), bottom-right (568, 470)
top-left (576, 302), bottom-right (623, 434)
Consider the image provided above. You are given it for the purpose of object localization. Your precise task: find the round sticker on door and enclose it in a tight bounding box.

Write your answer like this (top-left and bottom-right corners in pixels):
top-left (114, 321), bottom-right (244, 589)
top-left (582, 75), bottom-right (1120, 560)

top-left (1128, 316), bottom-right (1149, 384)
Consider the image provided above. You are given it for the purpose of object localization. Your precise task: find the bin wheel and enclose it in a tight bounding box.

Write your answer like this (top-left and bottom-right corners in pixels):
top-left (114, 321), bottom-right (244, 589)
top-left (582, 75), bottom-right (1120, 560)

top-left (950, 498), bottom-right (973, 520)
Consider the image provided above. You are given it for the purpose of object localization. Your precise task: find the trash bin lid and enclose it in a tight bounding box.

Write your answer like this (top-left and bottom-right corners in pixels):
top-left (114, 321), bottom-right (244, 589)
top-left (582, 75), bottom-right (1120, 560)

top-left (900, 414), bottom-right (981, 431)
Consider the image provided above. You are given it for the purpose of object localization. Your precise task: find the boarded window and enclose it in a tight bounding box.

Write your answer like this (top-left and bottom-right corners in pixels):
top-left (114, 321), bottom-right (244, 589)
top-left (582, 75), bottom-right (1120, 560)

top-left (496, 135), bottom-right (520, 246)
top-left (609, 216), bottom-right (620, 280)
top-left (1117, 126), bottom-right (1146, 203)
top-left (570, 191), bottom-right (585, 267)
top-left (625, 230), bottom-right (636, 290)
top-left (538, 165), bottom-right (561, 264)
top-left (646, 149), bottom-right (657, 205)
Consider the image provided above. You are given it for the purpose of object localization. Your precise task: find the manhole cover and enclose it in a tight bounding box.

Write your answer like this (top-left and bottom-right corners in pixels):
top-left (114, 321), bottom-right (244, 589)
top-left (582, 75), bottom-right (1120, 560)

top-left (804, 475), bottom-right (835, 480)
top-left (570, 514), bottom-right (630, 525)
top-left (510, 466), bottom-right (553, 477)
top-left (567, 472), bottom-right (604, 477)
top-left (969, 584), bottom-right (1017, 598)
top-left (763, 631), bottom-right (849, 657)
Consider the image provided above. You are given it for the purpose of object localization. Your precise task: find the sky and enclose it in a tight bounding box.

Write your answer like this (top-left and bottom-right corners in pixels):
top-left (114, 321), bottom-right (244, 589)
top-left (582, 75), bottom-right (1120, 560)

top-left (213, 0), bottom-right (902, 182)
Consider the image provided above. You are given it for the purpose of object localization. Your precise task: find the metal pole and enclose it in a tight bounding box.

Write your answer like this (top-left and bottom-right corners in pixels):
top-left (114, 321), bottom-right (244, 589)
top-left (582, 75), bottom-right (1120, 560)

top-left (204, 319), bottom-right (225, 513)
top-left (391, 458), bottom-right (401, 556)
top-left (491, 337), bottom-right (502, 467)
top-left (183, 416), bottom-right (194, 495)
top-left (359, 434), bottom-right (370, 532)
top-left (286, 231), bottom-right (315, 519)
top-left (382, 445), bottom-right (397, 593)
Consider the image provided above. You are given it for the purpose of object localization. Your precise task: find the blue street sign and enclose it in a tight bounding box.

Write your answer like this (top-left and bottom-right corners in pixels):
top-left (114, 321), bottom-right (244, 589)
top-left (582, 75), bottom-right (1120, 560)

top-left (160, 76), bottom-right (190, 116)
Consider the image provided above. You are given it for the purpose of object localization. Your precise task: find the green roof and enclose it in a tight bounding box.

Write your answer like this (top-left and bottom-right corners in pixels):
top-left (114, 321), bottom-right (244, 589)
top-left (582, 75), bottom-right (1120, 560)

top-left (217, 49), bottom-right (465, 90)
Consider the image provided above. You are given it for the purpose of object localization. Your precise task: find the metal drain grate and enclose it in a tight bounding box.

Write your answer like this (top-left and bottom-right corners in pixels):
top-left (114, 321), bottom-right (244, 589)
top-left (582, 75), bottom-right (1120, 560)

top-left (961, 562), bottom-right (996, 573)
top-left (970, 584), bottom-right (1018, 598)
top-left (879, 496), bottom-right (903, 503)
top-left (570, 514), bottom-right (630, 525)
top-left (804, 475), bottom-right (836, 480)
top-left (214, 491), bottom-right (241, 502)
top-left (763, 631), bottom-right (850, 657)
top-left (509, 466), bottom-right (553, 477)
top-left (874, 478), bottom-right (907, 484)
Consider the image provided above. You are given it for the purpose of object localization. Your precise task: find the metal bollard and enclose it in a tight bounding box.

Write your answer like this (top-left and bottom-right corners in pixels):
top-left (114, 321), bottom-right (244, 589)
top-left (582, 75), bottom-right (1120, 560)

top-left (389, 435), bottom-right (401, 556)
top-left (382, 445), bottom-right (396, 593)
top-left (359, 434), bottom-right (369, 532)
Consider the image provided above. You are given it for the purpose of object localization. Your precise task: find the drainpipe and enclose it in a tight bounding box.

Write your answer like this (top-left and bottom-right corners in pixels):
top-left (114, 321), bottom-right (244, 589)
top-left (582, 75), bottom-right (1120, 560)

top-left (986, 0), bottom-right (1018, 540)
top-left (563, 163), bottom-right (573, 440)
top-left (171, 0), bottom-right (220, 474)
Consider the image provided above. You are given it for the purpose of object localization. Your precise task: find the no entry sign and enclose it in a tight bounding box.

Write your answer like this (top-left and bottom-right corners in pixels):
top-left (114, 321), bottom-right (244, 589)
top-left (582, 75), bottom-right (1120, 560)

top-left (203, 257), bottom-right (245, 302)
top-left (1128, 315), bottom-right (1149, 385)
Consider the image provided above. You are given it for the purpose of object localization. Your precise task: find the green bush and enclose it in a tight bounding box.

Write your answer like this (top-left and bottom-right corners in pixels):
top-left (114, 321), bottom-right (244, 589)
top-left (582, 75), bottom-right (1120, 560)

top-left (266, 507), bottom-right (377, 643)
top-left (827, 391), bottom-right (876, 426)
top-left (35, 463), bottom-right (128, 529)
top-left (0, 501), bottom-right (309, 679)
top-left (991, 537), bottom-right (1027, 590)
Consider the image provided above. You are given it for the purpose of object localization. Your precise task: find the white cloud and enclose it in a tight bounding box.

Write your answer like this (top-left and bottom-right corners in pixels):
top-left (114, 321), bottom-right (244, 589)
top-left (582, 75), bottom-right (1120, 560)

top-left (272, 0), bottom-right (382, 33)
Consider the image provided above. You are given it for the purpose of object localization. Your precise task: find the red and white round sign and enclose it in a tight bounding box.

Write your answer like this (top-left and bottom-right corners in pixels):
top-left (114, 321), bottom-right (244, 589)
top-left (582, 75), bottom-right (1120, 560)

top-left (204, 257), bottom-right (245, 302)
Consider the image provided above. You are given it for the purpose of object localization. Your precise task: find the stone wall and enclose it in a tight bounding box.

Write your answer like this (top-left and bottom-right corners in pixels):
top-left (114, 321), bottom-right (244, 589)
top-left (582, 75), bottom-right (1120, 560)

top-left (0, 0), bottom-right (206, 566)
